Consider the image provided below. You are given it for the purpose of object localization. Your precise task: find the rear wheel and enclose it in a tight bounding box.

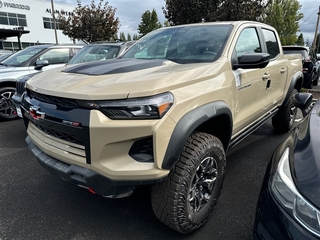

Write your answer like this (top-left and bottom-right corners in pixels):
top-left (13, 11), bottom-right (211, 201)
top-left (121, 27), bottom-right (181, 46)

top-left (0, 87), bottom-right (18, 120)
top-left (306, 74), bottom-right (313, 89)
top-left (272, 89), bottom-right (298, 133)
top-left (151, 132), bottom-right (226, 234)
top-left (312, 71), bottom-right (319, 86)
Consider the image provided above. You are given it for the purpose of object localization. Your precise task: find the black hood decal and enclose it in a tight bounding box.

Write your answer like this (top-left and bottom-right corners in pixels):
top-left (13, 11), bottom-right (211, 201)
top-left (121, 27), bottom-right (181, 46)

top-left (63, 58), bottom-right (166, 75)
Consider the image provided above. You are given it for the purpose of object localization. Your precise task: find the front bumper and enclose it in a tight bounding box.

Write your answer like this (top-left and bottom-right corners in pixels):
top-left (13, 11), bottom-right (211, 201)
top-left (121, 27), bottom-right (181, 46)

top-left (21, 89), bottom-right (174, 197)
top-left (26, 136), bottom-right (166, 198)
top-left (11, 91), bottom-right (23, 118)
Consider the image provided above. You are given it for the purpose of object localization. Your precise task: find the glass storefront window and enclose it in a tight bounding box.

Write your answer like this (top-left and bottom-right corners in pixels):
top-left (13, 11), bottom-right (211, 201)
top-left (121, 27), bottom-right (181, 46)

top-left (9, 17), bottom-right (18, 25)
top-left (0, 17), bottom-right (8, 25)
top-left (43, 17), bottom-right (59, 30)
top-left (0, 12), bottom-right (27, 27)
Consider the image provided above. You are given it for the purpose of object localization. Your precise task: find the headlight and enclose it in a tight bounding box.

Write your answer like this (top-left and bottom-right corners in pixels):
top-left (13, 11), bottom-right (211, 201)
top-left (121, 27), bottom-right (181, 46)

top-left (271, 147), bottom-right (320, 237)
top-left (77, 92), bottom-right (174, 119)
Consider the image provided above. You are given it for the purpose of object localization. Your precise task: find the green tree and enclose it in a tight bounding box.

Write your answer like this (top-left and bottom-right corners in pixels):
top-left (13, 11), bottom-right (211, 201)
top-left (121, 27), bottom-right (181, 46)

top-left (262, 0), bottom-right (303, 45)
top-left (163, 20), bottom-right (170, 27)
top-left (209, 0), bottom-right (271, 22)
top-left (110, 33), bottom-right (118, 41)
top-left (296, 33), bottom-right (304, 46)
top-left (133, 34), bottom-right (139, 40)
top-left (163, 0), bottom-right (215, 25)
top-left (57, 0), bottom-right (120, 43)
top-left (120, 32), bottom-right (126, 41)
top-left (163, 0), bottom-right (270, 25)
top-left (306, 39), bottom-right (311, 47)
top-left (138, 9), bottom-right (162, 37)
top-left (127, 33), bottom-right (132, 41)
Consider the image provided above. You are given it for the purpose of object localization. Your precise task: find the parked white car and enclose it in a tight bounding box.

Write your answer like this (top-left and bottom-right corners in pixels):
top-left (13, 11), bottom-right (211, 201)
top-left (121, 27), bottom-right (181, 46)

top-left (0, 44), bottom-right (83, 120)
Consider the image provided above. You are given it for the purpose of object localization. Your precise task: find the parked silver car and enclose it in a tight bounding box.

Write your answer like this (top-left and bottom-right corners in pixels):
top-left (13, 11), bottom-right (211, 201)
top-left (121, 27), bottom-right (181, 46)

top-left (12, 41), bottom-right (135, 119)
top-left (0, 44), bottom-right (83, 120)
top-left (0, 53), bottom-right (13, 62)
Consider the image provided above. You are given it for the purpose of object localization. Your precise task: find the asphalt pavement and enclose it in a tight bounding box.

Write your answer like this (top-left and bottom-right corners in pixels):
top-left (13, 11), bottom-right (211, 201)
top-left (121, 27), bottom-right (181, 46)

top-left (0, 118), bottom-right (291, 240)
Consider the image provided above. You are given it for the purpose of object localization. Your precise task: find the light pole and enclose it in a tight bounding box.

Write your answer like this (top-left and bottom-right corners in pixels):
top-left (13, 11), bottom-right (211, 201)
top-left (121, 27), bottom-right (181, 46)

top-left (312, 6), bottom-right (320, 52)
top-left (51, 0), bottom-right (58, 44)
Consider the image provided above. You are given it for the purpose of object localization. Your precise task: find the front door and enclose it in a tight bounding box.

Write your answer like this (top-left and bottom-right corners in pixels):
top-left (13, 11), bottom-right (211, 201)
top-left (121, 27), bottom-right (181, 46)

top-left (231, 27), bottom-right (268, 135)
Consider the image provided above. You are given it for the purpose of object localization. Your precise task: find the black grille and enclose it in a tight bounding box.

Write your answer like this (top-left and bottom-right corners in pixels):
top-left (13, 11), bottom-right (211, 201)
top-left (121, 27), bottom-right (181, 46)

top-left (107, 110), bottom-right (129, 117)
top-left (16, 81), bottom-right (25, 95)
top-left (27, 89), bottom-right (79, 109)
top-left (34, 123), bottom-right (83, 145)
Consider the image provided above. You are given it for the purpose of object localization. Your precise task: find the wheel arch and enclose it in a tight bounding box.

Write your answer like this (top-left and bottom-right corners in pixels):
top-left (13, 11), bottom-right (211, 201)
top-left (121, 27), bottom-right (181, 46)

top-left (0, 79), bottom-right (16, 89)
top-left (161, 101), bottom-right (232, 170)
top-left (282, 71), bottom-right (303, 107)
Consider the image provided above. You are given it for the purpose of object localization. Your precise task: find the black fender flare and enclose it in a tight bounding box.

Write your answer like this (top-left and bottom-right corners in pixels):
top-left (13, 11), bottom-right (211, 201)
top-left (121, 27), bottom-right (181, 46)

top-left (282, 71), bottom-right (303, 107)
top-left (161, 101), bottom-right (232, 170)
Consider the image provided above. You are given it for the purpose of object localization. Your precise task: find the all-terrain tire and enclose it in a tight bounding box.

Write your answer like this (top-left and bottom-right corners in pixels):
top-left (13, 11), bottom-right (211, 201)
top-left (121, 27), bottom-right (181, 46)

top-left (151, 131), bottom-right (226, 234)
top-left (306, 74), bottom-right (313, 89)
top-left (312, 72), bottom-right (319, 86)
top-left (0, 87), bottom-right (18, 120)
top-left (272, 89), bottom-right (298, 133)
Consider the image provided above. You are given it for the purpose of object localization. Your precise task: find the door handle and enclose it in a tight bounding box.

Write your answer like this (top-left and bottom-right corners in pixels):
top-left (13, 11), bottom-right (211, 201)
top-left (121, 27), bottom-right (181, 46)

top-left (280, 68), bottom-right (287, 74)
top-left (262, 73), bottom-right (270, 80)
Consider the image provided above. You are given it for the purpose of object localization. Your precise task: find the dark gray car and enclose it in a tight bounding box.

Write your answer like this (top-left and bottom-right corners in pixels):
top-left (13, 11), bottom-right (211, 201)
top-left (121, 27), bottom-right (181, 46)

top-left (67, 41), bottom-right (135, 65)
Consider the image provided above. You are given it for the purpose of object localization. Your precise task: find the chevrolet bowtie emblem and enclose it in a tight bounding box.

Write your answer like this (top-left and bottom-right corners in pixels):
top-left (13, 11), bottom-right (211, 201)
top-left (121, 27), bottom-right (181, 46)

top-left (29, 106), bottom-right (45, 120)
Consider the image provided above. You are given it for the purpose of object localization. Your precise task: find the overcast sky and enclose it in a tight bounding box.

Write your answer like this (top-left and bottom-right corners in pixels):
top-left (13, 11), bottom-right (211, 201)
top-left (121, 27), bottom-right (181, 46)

top-left (51, 0), bottom-right (319, 43)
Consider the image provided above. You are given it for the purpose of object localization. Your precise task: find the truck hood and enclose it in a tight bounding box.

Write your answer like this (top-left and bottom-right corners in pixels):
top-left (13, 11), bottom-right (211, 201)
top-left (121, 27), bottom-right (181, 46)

top-left (27, 58), bottom-right (226, 100)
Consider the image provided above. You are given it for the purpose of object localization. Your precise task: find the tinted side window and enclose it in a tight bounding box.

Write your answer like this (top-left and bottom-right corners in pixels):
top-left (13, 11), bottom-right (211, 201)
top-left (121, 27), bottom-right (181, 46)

top-left (38, 48), bottom-right (70, 64)
top-left (262, 29), bottom-right (280, 59)
top-left (235, 28), bottom-right (261, 57)
top-left (70, 48), bottom-right (82, 58)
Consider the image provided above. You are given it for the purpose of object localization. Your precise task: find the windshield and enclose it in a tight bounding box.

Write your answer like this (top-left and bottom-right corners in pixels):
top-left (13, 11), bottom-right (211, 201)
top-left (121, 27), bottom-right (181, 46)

top-left (68, 45), bottom-right (120, 65)
top-left (0, 53), bottom-right (12, 62)
top-left (2, 46), bottom-right (46, 67)
top-left (122, 24), bottom-right (232, 63)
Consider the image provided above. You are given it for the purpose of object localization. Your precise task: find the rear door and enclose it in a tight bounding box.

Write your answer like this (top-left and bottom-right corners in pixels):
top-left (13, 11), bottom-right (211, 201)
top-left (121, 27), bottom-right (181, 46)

top-left (259, 28), bottom-right (287, 109)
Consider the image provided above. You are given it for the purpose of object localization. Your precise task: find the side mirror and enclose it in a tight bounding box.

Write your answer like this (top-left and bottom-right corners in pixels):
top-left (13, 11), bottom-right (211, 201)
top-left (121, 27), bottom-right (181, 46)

top-left (34, 59), bottom-right (49, 70)
top-left (293, 92), bottom-right (314, 117)
top-left (233, 53), bottom-right (270, 70)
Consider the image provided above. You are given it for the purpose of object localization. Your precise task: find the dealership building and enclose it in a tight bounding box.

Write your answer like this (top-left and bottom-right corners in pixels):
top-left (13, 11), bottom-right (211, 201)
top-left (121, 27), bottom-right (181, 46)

top-left (0, 0), bottom-right (77, 51)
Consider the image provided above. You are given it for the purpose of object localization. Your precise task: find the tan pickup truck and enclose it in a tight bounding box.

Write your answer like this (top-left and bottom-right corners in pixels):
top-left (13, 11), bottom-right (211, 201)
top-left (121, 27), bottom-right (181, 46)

top-left (21, 21), bottom-right (303, 234)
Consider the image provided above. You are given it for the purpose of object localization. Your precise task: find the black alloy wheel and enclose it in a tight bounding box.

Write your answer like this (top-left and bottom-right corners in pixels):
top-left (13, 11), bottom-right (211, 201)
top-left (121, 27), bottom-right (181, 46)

top-left (0, 87), bottom-right (18, 120)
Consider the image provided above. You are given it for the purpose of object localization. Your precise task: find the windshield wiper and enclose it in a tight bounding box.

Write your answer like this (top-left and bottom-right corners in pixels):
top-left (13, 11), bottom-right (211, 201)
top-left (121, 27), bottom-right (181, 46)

top-left (0, 63), bottom-right (8, 66)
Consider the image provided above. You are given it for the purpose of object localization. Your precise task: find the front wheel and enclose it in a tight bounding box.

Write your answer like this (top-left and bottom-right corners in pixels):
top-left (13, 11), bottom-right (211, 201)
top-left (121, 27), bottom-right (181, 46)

top-left (0, 87), bottom-right (18, 120)
top-left (151, 132), bottom-right (226, 234)
top-left (272, 89), bottom-right (298, 133)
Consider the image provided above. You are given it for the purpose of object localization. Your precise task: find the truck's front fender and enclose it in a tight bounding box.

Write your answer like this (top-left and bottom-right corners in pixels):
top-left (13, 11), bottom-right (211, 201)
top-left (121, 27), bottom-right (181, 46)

top-left (162, 101), bottom-right (232, 170)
